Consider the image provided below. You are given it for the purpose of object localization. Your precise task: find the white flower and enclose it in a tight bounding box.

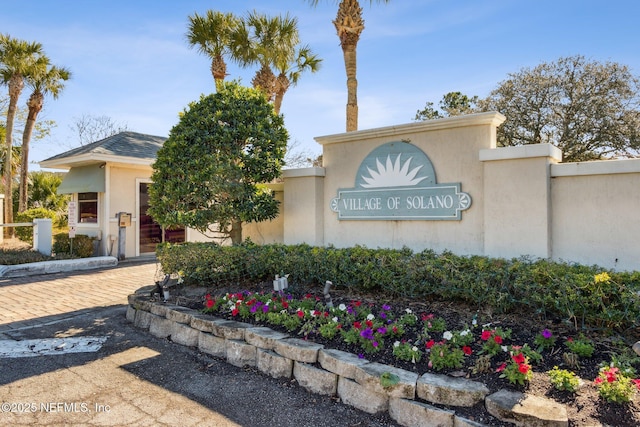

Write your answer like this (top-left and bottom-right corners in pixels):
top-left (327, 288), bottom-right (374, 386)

top-left (412, 346), bottom-right (419, 352)
top-left (338, 303), bottom-right (347, 311)
top-left (501, 346), bottom-right (508, 352)
top-left (460, 329), bottom-right (470, 336)
top-left (405, 308), bottom-right (413, 314)
top-left (394, 341), bottom-right (400, 347)
top-left (443, 331), bottom-right (453, 341)
top-left (366, 313), bottom-right (375, 321)
top-left (332, 316), bottom-right (339, 323)
top-left (472, 318), bottom-right (478, 326)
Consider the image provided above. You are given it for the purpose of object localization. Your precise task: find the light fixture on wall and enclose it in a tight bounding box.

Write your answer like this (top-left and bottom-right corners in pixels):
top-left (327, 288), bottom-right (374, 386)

top-left (99, 163), bottom-right (106, 169)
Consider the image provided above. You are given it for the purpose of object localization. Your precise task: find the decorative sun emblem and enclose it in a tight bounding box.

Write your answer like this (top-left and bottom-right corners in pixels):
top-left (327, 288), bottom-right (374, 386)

top-left (361, 154), bottom-right (428, 188)
top-left (459, 193), bottom-right (471, 210)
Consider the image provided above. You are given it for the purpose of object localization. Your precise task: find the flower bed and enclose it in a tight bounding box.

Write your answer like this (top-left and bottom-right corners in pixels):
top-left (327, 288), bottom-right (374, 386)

top-left (185, 281), bottom-right (640, 426)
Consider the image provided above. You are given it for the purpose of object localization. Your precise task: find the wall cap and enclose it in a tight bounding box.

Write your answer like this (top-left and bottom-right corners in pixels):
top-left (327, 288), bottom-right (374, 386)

top-left (314, 112), bottom-right (506, 146)
top-left (283, 167), bottom-right (326, 178)
top-left (551, 158), bottom-right (640, 177)
top-left (479, 144), bottom-right (562, 162)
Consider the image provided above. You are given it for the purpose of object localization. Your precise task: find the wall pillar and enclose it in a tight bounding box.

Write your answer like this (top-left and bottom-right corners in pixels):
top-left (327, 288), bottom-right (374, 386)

top-left (0, 194), bottom-right (4, 244)
top-left (283, 168), bottom-right (325, 246)
top-left (480, 144), bottom-right (562, 260)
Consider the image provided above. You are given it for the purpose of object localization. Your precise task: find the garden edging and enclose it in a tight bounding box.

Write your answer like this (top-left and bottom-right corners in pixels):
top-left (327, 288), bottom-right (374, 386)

top-left (126, 288), bottom-right (569, 427)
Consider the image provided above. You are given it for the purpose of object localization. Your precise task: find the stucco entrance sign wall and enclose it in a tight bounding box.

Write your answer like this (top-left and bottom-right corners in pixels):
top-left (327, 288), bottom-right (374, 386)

top-left (330, 141), bottom-right (471, 220)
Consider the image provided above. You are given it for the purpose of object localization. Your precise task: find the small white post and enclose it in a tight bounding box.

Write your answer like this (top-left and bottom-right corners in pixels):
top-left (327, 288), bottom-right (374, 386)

top-left (33, 218), bottom-right (53, 256)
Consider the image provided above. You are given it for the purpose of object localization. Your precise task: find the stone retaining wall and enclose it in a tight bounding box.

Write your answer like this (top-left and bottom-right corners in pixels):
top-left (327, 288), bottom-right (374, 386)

top-left (127, 290), bottom-right (569, 427)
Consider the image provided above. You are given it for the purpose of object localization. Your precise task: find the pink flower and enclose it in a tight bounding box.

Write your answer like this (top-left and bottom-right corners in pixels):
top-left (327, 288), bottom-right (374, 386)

top-left (496, 363), bottom-right (506, 373)
top-left (494, 335), bottom-right (503, 345)
top-left (481, 330), bottom-right (492, 341)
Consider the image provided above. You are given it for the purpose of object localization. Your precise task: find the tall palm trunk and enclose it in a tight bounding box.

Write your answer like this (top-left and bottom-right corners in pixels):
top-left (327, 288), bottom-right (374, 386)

top-left (333, 0), bottom-right (364, 132)
top-left (19, 91), bottom-right (43, 212)
top-left (273, 73), bottom-right (290, 115)
top-left (3, 73), bottom-right (24, 237)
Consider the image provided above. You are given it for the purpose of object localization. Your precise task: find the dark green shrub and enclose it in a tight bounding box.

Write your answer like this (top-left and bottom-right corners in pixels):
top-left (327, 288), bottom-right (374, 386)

top-left (156, 242), bottom-right (640, 333)
top-left (53, 233), bottom-right (95, 258)
top-left (14, 208), bottom-right (58, 244)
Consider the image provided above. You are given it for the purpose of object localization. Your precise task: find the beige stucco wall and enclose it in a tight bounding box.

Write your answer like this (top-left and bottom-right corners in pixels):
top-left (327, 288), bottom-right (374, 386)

top-left (243, 190), bottom-right (285, 245)
top-left (283, 168), bottom-right (325, 246)
top-left (481, 144), bottom-right (562, 259)
top-left (106, 164), bottom-right (153, 258)
top-left (550, 160), bottom-right (640, 271)
top-left (315, 113), bottom-right (505, 254)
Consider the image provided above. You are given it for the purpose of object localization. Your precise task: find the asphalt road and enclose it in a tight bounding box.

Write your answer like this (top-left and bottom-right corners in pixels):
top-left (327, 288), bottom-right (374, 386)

top-left (0, 259), bottom-right (400, 427)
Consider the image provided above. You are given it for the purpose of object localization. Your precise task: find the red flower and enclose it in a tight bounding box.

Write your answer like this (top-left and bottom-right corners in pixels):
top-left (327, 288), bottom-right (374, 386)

top-left (206, 299), bottom-right (214, 309)
top-left (392, 326), bottom-right (398, 334)
top-left (297, 310), bottom-right (305, 319)
top-left (462, 346), bottom-right (472, 356)
top-left (512, 353), bottom-right (526, 364)
top-left (365, 320), bottom-right (373, 328)
top-left (518, 363), bottom-right (530, 375)
top-left (481, 330), bottom-right (492, 341)
top-left (632, 379), bottom-right (640, 391)
top-left (353, 321), bottom-right (362, 330)
top-left (336, 324), bottom-right (342, 330)
top-left (422, 313), bottom-right (435, 321)
top-left (354, 301), bottom-right (362, 307)
top-left (594, 377), bottom-right (604, 385)
top-left (205, 294), bottom-right (212, 300)
top-left (231, 308), bottom-right (239, 316)
top-left (246, 299), bottom-right (256, 306)
top-left (493, 335), bottom-right (503, 345)
top-left (496, 363), bottom-right (506, 373)
top-left (282, 300), bottom-right (289, 309)
top-left (426, 340), bottom-right (435, 349)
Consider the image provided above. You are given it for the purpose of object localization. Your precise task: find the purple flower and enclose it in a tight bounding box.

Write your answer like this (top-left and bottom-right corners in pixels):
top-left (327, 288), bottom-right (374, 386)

top-left (373, 341), bottom-right (379, 347)
top-left (542, 329), bottom-right (553, 339)
top-left (379, 312), bottom-right (387, 319)
top-left (360, 328), bottom-right (374, 340)
top-left (250, 306), bottom-right (258, 313)
top-left (382, 304), bottom-right (391, 311)
top-left (377, 327), bottom-right (387, 335)
top-left (262, 305), bottom-right (270, 313)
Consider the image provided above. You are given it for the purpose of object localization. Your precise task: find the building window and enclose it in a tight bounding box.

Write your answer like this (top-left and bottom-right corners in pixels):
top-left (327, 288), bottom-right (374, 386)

top-left (78, 192), bottom-right (98, 223)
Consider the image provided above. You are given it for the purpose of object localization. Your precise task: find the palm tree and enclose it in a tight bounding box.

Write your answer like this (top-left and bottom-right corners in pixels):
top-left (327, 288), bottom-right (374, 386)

top-left (308, 0), bottom-right (390, 131)
top-left (0, 34), bottom-right (44, 235)
top-left (186, 11), bottom-right (240, 90)
top-left (273, 44), bottom-right (322, 114)
top-left (234, 12), bottom-right (300, 103)
top-left (19, 59), bottom-right (71, 212)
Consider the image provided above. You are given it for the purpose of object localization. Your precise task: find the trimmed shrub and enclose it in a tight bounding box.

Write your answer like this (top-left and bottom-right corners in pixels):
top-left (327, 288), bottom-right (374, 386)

top-left (14, 208), bottom-right (58, 244)
top-left (53, 233), bottom-right (95, 258)
top-left (156, 242), bottom-right (640, 333)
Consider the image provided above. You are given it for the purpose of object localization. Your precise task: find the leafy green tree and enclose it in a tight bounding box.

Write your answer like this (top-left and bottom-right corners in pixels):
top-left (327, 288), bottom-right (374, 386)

top-left (308, 0), bottom-right (390, 132)
top-left (479, 55), bottom-right (640, 162)
top-left (149, 82), bottom-right (288, 245)
top-left (0, 34), bottom-right (43, 235)
top-left (19, 58), bottom-right (71, 212)
top-left (414, 91), bottom-right (479, 121)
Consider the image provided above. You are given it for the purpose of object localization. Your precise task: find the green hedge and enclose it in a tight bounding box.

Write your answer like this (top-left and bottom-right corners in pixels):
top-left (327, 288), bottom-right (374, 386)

top-left (14, 208), bottom-right (58, 244)
top-left (156, 242), bottom-right (640, 333)
top-left (53, 233), bottom-right (95, 258)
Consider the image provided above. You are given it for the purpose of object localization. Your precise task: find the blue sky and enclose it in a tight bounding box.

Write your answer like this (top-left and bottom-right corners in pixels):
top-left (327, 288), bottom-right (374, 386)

top-left (2, 0), bottom-right (639, 170)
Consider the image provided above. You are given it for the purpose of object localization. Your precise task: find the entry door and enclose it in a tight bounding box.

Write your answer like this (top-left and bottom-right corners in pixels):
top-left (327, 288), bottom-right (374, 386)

top-left (138, 182), bottom-right (185, 254)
